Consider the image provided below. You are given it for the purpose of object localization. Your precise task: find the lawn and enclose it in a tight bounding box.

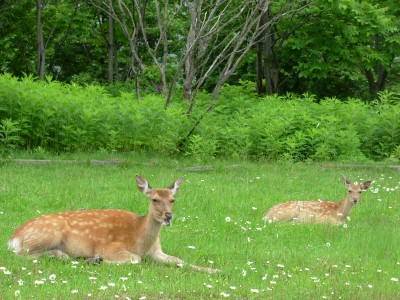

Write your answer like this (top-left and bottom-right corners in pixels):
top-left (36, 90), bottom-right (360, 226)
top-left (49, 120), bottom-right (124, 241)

top-left (0, 155), bottom-right (399, 299)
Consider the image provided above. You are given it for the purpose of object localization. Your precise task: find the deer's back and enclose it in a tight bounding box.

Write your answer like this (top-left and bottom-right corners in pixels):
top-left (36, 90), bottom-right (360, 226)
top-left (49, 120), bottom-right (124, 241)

top-left (9, 210), bottom-right (143, 257)
top-left (264, 200), bottom-right (341, 224)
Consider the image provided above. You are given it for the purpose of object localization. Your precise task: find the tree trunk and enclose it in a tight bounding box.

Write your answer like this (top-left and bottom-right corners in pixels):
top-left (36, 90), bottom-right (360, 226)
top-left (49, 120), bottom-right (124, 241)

top-left (36, 0), bottom-right (45, 80)
top-left (256, 38), bottom-right (265, 95)
top-left (365, 66), bottom-right (387, 100)
top-left (257, 5), bottom-right (278, 95)
top-left (183, 3), bottom-right (197, 100)
top-left (107, 0), bottom-right (114, 84)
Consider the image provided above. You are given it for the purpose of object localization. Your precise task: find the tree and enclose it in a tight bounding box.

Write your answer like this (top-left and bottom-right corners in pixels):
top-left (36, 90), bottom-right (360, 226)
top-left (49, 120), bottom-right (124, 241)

top-left (168, 0), bottom-right (306, 112)
top-left (36, 0), bottom-right (45, 79)
top-left (282, 0), bottom-right (400, 99)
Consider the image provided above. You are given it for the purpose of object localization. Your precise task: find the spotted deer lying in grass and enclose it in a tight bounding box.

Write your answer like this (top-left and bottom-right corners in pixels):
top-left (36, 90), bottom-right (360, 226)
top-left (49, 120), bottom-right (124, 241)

top-left (8, 175), bottom-right (218, 273)
top-left (262, 176), bottom-right (371, 225)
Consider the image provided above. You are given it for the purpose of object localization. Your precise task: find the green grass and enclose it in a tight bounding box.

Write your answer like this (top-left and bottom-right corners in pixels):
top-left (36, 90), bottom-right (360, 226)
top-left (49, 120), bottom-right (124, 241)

top-left (0, 154), bottom-right (399, 299)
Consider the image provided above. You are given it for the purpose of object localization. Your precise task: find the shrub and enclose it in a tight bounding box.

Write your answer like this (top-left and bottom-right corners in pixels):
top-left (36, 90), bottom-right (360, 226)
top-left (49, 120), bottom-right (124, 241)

top-left (1, 74), bottom-right (399, 161)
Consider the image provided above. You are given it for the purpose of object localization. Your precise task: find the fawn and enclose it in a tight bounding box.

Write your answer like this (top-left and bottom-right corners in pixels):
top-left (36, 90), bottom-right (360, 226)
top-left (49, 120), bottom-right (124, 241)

top-left (8, 175), bottom-right (217, 273)
top-left (262, 176), bottom-right (371, 225)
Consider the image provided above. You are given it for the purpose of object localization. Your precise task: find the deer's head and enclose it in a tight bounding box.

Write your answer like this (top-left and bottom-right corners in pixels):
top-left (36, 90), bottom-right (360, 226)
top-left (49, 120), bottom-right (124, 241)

top-left (342, 176), bottom-right (371, 204)
top-left (136, 176), bottom-right (182, 226)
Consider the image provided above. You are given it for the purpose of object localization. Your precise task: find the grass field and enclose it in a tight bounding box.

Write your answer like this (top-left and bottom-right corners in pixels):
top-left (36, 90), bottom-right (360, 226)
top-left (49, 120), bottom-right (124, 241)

top-left (0, 154), bottom-right (399, 299)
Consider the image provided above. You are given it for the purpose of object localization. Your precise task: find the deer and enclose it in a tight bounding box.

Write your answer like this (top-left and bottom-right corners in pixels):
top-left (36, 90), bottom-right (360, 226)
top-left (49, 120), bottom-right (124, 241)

top-left (8, 175), bottom-right (218, 274)
top-left (262, 176), bottom-right (371, 225)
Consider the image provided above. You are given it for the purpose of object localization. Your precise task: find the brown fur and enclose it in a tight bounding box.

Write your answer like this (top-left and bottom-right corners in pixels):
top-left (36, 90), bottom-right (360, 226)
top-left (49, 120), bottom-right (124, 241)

top-left (8, 176), bottom-right (218, 273)
top-left (262, 176), bottom-right (371, 225)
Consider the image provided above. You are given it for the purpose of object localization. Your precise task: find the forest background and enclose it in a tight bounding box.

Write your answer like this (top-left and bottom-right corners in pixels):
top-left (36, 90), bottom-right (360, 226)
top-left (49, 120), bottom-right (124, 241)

top-left (1, 0), bottom-right (400, 161)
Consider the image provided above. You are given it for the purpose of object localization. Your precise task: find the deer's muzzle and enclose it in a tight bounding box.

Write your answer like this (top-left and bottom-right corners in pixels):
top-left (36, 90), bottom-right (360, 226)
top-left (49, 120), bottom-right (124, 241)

top-left (164, 213), bottom-right (173, 226)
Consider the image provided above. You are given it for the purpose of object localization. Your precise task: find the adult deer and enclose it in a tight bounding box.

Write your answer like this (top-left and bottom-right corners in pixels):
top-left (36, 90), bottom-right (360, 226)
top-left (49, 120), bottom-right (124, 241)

top-left (262, 176), bottom-right (371, 225)
top-left (8, 175), bottom-right (217, 273)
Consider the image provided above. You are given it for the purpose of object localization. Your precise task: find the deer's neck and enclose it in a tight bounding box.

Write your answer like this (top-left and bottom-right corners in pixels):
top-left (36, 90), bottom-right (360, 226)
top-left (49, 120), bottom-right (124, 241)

top-left (138, 214), bottom-right (163, 254)
top-left (336, 196), bottom-right (354, 220)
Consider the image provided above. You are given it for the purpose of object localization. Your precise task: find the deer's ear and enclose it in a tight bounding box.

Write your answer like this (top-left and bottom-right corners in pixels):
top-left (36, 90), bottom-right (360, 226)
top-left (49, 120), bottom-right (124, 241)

top-left (342, 175), bottom-right (351, 186)
top-left (136, 175), bottom-right (152, 195)
top-left (360, 181), bottom-right (371, 191)
top-left (168, 177), bottom-right (183, 195)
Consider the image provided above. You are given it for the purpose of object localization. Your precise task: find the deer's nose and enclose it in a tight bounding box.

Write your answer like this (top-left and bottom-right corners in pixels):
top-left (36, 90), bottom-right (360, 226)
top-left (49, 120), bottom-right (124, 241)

top-left (165, 213), bottom-right (173, 221)
top-left (353, 199), bottom-right (358, 204)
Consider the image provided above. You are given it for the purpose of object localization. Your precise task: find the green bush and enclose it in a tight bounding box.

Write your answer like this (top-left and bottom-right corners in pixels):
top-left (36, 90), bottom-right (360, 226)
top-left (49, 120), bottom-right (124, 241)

top-left (0, 74), bottom-right (399, 161)
top-left (0, 74), bottom-right (189, 154)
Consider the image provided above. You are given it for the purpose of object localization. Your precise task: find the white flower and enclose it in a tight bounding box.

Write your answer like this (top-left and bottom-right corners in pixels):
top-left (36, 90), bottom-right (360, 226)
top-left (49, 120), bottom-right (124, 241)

top-left (391, 278), bottom-right (399, 282)
top-left (270, 281), bottom-right (277, 285)
top-left (277, 264), bottom-right (285, 268)
top-left (49, 274), bottom-right (56, 281)
top-left (71, 261), bottom-right (79, 265)
top-left (130, 259), bottom-right (139, 264)
top-left (99, 286), bottom-right (108, 290)
top-left (89, 276), bottom-right (97, 281)
top-left (219, 292), bottom-right (230, 297)
top-left (229, 286), bottom-right (237, 290)
top-left (225, 217), bottom-right (231, 222)
top-left (262, 275), bottom-right (268, 281)
top-left (206, 284), bottom-right (212, 288)
top-left (326, 243), bottom-right (331, 247)
top-left (343, 223), bottom-right (348, 228)
top-left (187, 245), bottom-right (196, 249)
top-left (252, 207), bottom-right (258, 210)
top-left (120, 277), bottom-right (128, 281)
top-left (18, 279), bottom-right (24, 286)
top-left (71, 290), bottom-right (78, 294)
top-left (108, 282), bottom-right (115, 287)
top-left (34, 280), bottom-right (44, 285)
top-left (242, 269), bottom-right (247, 277)
top-left (368, 284), bottom-right (373, 288)
top-left (250, 289), bottom-right (259, 293)
top-left (14, 290), bottom-right (20, 297)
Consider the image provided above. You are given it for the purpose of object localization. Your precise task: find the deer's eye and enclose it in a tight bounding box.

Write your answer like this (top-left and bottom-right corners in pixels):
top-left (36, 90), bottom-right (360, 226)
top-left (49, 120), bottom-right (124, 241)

top-left (152, 199), bottom-right (159, 204)
top-left (170, 199), bottom-right (175, 204)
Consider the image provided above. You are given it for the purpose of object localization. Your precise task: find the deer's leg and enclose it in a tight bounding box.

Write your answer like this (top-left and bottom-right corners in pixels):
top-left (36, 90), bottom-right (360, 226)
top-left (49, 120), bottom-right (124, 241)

top-left (188, 264), bottom-right (220, 274)
top-left (96, 242), bottom-right (141, 264)
top-left (150, 249), bottom-right (184, 265)
top-left (46, 249), bottom-right (70, 259)
top-left (150, 250), bottom-right (220, 274)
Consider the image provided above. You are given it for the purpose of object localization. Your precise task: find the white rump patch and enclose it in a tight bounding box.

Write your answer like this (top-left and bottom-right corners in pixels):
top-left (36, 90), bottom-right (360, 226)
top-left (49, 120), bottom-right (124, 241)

top-left (8, 237), bottom-right (22, 253)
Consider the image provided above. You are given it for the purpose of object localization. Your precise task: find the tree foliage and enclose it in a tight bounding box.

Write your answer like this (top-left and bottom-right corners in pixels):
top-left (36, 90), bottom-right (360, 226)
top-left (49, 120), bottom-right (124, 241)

top-left (0, 0), bottom-right (399, 100)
